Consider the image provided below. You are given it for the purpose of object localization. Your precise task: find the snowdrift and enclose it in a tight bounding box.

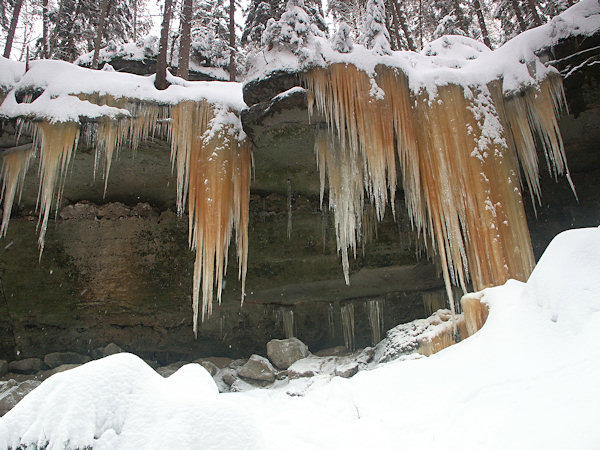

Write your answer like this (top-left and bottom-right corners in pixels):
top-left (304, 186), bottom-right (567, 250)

top-left (1, 227), bottom-right (599, 449)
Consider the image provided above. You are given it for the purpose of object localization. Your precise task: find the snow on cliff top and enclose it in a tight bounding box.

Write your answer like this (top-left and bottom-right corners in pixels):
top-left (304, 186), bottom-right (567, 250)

top-left (247, 0), bottom-right (600, 94)
top-left (0, 0), bottom-right (598, 122)
top-left (1, 226), bottom-right (599, 449)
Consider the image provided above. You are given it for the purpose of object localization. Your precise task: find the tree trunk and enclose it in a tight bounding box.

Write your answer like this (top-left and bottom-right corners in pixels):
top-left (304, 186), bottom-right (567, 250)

top-left (64, 0), bottom-right (82, 62)
top-left (229, 0), bottom-right (236, 81)
top-left (452, 0), bottom-right (469, 35)
top-left (472, 0), bottom-right (491, 48)
top-left (177, 0), bottom-right (193, 80)
top-left (155, 0), bottom-right (174, 90)
top-left (42, 0), bottom-right (49, 58)
top-left (48, 0), bottom-right (66, 58)
top-left (133, 0), bottom-right (138, 42)
top-left (3, 0), bottom-right (25, 59)
top-left (509, 0), bottom-right (528, 32)
top-left (92, 0), bottom-right (112, 69)
top-left (525, 0), bottom-right (543, 27)
top-left (391, 0), bottom-right (416, 52)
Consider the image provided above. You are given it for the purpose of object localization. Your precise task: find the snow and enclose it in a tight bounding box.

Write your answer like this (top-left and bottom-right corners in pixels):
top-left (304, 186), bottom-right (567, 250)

top-left (0, 57), bottom-right (24, 92)
top-left (0, 59), bottom-right (246, 123)
top-left (2, 226), bottom-right (600, 449)
top-left (247, 0), bottom-right (600, 96)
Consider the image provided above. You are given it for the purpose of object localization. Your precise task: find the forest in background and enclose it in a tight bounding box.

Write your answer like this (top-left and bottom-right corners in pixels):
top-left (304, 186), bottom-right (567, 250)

top-left (0, 0), bottom-right (576, 83)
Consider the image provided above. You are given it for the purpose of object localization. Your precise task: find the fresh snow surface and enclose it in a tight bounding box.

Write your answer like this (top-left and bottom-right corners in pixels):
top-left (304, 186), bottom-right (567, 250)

top-left (0, 59), bottom-right (245, 123)
top-left (1, 227), bottom-right (599, 450)
top-left (0, 57), bottom-right (24, 92)
top-left (247, 0), bottom-right (600, 95)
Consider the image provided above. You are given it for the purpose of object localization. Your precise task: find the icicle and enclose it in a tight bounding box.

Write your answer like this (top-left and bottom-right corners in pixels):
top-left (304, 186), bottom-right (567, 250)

top-left (340, 302), bottom-right (355, 351)
top-left (366, 298), bottom-right (384, 345)
top-left (328, 302), bottom-right (335, 338)
top-left (286, 178), bottom-right (292, 239)
top-left (170, 101), bottom-right (252, 336)
top-left (1, 145), bottom-right (34, 237)
top-left (304, 65), bottom-right (569, 317)
top-left (422, 290), bottom-right (448, 316)
top-left (274, 306), bottom-right (295, 338)
top-left (34, 121), bottom-right (80, 256)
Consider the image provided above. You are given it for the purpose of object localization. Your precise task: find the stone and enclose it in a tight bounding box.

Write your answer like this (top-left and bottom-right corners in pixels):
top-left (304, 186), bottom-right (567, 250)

top-left (44, 352), bottom-right (91, 369)
top-left (8, 358), bottom-right (44, 374)
top-left (49, 364), bottom-right (80, 375)
top-left (199, 356), bottom-right (233, 369)
top-left (267, 337), bottom-right (310, 370)
top-left (132, 202), bottom-right (158, 218)
top-left (156, 361), bottom-right (189, 378)
top-left (0, 360), bottom-right (8, 377)
top-left (288, 356), bottom-right (325, 379)
top-left (314, 346), bottom-right (351, 357)
top-left (334, 362), bottom-right (359, 378)
top-left (237, 355), bottom-right (276, 383)
top-left (220, 369), bottom-right (238, 387)
top-left (0, 379), bottom-right (41, 416)
top-left (192, 360), bottom-right (219, 377)
top-left (97, 202), bottom-right (131, 219)
top-left (59, 202), bottom-right (98, 220)
top-left (144, 359), bottom-right (160, 369)
top-left (102, 343), bottom-right (123, 357)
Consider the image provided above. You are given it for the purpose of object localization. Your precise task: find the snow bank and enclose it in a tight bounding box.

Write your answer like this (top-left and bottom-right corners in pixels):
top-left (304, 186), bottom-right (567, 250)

top-left (247, 0), bottom-right (600, 95)
top-left (0, 59), bottom-right (245, 123)
top-left (1, 227), bottom-right (599, 449)
top-left (0, 57), bottom-right (25, 92)
top-left (0, 353), bottom-right (264, 449)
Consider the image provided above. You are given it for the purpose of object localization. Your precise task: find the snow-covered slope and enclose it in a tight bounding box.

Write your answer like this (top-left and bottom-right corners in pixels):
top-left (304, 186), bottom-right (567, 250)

top-left (1, 227), bottom-right (599, 449)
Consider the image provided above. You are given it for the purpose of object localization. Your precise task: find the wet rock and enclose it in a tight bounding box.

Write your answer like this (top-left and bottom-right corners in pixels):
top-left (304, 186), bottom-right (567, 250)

top-left (144, 359), bottom-right (160, 369)
top-left (44, 352), bottom-right (91, 369)
top-left (334, 361), bottom-right (359, 378)
top-left (97, 202), bottom-right (131, 219)
top-left (220, 368), bottom-right (238, 386)
top-left (193, 359), bottom-right (219, 377)
top-left (8, 358), bottom-right (44, 374)
top-left (238, 355), bottom-right (276, 383)
top-left (156, 361), bottom-right (189, 378)
top-left (0, 360), bottom-right (7, 377)
top-left (132, 202), bottom-right (158, 218)
top-left (59, 202), bottom-right (98, 220)
top-left (49, 364), bottom-right (81, 375)
top-left (267, 337), bottom-right (310, 370)
top-left (0, 379), bottom-right (41, 416)
top-left (314, 346), bottom-right (351, 357)
top-left (102, 343), bottom-right (123, 357)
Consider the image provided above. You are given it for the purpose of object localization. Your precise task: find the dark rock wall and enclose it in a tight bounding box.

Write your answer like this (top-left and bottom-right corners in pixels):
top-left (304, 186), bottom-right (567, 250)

top-left (0, 35), bottom-right (598, 363)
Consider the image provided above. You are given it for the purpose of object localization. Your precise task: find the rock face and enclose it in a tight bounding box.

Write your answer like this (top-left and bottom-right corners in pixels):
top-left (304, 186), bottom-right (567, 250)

top-left (0, 361), bottom-right (7, 377)
top-left (44, 352), bottom-right (91, 369)
top-left (237, 355), bottom-right (277, 383)
top-left (267, 338), bottom-right (310, 370)
top-left (0, 35), bottom-right (598, 364)
top-left (0, 379), bottom-right (41, 416)
top-left (8, 358), bottom-right (44, 374)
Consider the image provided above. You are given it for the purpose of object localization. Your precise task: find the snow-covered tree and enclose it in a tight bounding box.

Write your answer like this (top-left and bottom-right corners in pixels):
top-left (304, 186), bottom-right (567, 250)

top-left (430, 0), bottom-right (472, 39)
top-left (241, 0), bottom-right (285, 47)
top-left (331, 21), bottom-right (354, 53)
top-left (358, 0), bottom-right (391, 55)
top-left (190, 0), bottom-right (231, 69)
top-left (262, 0), bottom-right (325, 55)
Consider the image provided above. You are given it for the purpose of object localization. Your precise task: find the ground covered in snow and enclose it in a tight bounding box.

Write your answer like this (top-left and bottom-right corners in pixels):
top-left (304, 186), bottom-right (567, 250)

top-left (1, 227), bottom-right (599, 449)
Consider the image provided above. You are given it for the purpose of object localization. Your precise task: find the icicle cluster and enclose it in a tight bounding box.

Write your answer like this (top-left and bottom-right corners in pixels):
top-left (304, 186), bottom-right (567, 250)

top-left (0, 97), bottom-right (251, 337)
top-left (304, 64), bottom-right (572, 315)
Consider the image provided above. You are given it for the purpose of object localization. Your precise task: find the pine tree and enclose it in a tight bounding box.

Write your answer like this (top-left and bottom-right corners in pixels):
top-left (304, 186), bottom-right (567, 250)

top-left (190, 0), bottom-right (231, 69)
top-left (3, 0), bottom-right (24, 58)
top-left (155, 0), bottom-right (174, 90)
top-left (331, 21), bottom-right (354, 52)
top-left (359, 0), bottom-right (392, 55)
top-left (241, 0), bottom-right (285, 48)
top-left (262, 0), bottom-right (325, 55)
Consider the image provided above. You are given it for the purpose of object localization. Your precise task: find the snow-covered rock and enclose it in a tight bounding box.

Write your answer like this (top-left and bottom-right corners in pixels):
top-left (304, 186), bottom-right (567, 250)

top-left (267, 337), bottom-right (310, 369)
top-left (237, 354), bottom-right (277, 383)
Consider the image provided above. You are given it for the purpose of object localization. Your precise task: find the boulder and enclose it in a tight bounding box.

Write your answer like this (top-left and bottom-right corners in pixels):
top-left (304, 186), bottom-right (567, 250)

top-left (97, 202), bottom-right (131, 219)
top-left (59, 202), bottom-right (98, 220)
top-left (0, 360), bottom-right (8, 377)
top-left (156, 361), bottom-right (189, 378)
top-left (44, 352), bottom-right (91, 369)
top-left (8, 358), bottom-right (44, 374)
top-left (267, 337), bottom-right (310, 370)
top-left (237, 355), bottom-right (276, 383)
top-left (48, 364), bottom-right (81, 375)
top-left (334, 361), bottom-right (359, 378)
top-left (0, 379), bottom-right (41, 416)
top-left (102, 343), bottom-right (123, 357)
top-left (192, 360), bottom-right (219, 377)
